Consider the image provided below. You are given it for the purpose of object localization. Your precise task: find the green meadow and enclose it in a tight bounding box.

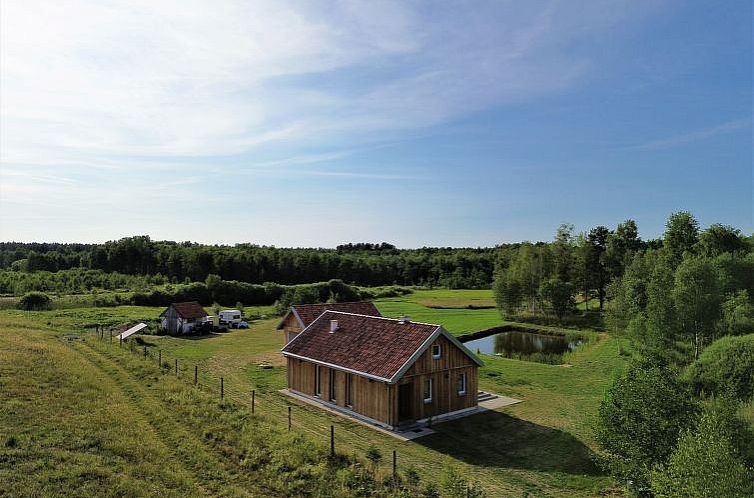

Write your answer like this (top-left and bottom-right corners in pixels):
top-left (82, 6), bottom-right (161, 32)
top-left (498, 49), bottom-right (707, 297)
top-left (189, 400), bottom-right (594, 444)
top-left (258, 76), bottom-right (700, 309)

top-left (0, 290), bottom-right (626, 497)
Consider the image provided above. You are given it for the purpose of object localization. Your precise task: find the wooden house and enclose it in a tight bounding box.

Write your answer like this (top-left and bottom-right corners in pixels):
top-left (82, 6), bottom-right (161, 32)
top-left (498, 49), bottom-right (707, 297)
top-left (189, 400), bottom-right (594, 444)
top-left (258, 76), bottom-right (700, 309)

top-left (281, 311), bottom-right (483, 429)
top-left (277, 301), bottom-right (382, 344)
top-left (159, 302), bottom-right (208, 335)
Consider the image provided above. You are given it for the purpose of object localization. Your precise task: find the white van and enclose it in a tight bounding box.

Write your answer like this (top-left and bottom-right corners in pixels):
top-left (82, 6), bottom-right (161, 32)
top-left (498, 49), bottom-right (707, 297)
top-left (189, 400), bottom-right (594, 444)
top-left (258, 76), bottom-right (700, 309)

top-left (219, 309), bottom-right (243, 328)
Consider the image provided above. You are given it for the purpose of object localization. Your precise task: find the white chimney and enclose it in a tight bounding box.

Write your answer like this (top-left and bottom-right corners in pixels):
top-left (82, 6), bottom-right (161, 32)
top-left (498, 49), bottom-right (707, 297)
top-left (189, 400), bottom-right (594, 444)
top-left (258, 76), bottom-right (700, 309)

top-left (398, 315), bottom-right (410, 324)
top-left (329, 320), bottom-right (339, 333)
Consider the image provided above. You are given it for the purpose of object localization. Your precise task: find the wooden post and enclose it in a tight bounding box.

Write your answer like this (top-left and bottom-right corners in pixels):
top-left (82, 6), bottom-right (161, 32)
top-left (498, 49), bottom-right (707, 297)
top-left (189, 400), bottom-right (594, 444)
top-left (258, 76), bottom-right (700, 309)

top-left (251, 390), bottom-right (255, 414)
top-left (392, 450), bottom-right (397, 479)
top-left (158, 350), bottom-right (162, 368)
top-left (110, 330), bottom-right (112, 343)
top-left (330, 425), bottom-right (335, 458)
top-left (194, 365), bottom-right (198, 386)
top-left (175, 359), bottom-right (178, 376)
top-left (220, 377), bottom-right (224, 400)
top-left (119, 335), bottom-right (122, 347)
top-left (288, 406), bottom-right (291, 431)
top-left (144, 346), bottom-right (147, 359)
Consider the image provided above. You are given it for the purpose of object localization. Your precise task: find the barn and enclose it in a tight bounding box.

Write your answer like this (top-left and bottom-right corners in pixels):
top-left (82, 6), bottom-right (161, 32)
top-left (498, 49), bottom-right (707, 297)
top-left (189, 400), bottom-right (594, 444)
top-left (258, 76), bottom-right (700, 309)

top-left (277, 301), bottom-right (382, 344)
top-left (159, 301), bottom-right (208, 335)
top-left (281, 311), bottom-right (483, 429)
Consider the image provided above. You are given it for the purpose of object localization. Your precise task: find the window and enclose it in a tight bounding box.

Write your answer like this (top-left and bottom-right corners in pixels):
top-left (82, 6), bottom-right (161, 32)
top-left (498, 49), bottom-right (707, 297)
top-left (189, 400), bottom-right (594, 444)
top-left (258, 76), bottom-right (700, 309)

top-left (329, 369), bottom-right (337, 402)
top-left (432, 344), bottom-right (441, 359)
top-left (314, 365), bottom-right (321, 397)
top-left (423, 378), bottom-right (433, 404)
top-left (345, 374), bottom-right (353, 408)
top-left (458, 373), bottom-right (467, 395)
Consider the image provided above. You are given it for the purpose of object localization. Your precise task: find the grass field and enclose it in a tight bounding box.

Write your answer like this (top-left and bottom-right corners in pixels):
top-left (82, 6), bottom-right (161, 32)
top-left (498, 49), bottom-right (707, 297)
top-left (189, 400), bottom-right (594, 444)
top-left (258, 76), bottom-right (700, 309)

top-left (0, 290), bottom-right (626, 497)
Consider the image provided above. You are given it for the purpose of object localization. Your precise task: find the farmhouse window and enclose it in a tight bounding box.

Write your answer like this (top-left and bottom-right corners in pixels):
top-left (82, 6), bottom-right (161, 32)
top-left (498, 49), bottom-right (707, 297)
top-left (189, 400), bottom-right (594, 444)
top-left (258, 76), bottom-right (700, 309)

top-left (423, 378), bottom-right (433, 404)
top-left (458, 373), bottom-right (467, 395)
top-left (345, 374), bottom-right (353, 408)
top-left (315, 365), bottom-right (321, 397)
top-left (329, 369), bottom-right (336, 402)
top-left (432, 344), bottom-right (441, 359)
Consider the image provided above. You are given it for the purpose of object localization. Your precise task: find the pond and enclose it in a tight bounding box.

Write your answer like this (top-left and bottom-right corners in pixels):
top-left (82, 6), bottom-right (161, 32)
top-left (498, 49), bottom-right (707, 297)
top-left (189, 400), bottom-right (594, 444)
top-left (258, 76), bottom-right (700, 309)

top-left (462, 329), bottom-right (581, 356)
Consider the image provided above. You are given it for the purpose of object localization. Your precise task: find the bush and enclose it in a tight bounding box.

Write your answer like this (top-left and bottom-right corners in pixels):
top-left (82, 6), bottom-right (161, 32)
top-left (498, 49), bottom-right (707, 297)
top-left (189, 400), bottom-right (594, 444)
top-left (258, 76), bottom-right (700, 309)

top-left (651, 400), bottom-right (754, 497)
top-left (596, 360), bottom-right (698, 495)
top-left (17, 291), bottom-right (52, 310)
top-left (686, 334), bottom-right (754, 400)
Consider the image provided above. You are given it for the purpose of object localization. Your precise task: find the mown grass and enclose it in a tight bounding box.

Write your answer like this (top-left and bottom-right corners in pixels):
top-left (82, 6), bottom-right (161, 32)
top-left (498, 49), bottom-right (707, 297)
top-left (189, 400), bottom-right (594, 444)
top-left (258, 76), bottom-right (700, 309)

top-left (0, 290), bottom-right (627, 497)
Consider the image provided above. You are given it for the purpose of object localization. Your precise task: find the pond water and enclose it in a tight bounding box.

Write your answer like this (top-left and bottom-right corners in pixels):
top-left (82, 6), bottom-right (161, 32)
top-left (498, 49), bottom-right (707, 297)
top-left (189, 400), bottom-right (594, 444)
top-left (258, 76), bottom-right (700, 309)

top-left (462, 330), bottom-right (581, 356)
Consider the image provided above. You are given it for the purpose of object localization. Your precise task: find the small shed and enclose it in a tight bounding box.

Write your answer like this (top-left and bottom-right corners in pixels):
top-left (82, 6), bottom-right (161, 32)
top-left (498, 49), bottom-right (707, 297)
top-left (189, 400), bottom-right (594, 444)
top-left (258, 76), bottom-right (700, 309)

top-left (159, 302), bottom-right (208, 335)
top-left (116, 322), bottom-right (148, 341)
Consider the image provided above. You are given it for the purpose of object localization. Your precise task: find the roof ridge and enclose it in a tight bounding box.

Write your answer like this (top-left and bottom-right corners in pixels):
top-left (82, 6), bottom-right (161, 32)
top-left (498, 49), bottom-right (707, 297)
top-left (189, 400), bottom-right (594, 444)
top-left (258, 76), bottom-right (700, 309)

top-left (320, 310), bottom-right (440, 328)
top-left (292, 301), bottom-right (375, 307)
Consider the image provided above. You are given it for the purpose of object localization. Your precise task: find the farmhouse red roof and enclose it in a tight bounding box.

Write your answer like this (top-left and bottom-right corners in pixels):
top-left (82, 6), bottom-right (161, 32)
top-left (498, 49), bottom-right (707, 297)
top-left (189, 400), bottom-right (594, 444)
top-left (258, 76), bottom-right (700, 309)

top-left (170, 301), bottom-right (208, 319)
top-left (289, 301), bottom-right (382, 328)
top-left (282, 311), bottom-right (439, 381)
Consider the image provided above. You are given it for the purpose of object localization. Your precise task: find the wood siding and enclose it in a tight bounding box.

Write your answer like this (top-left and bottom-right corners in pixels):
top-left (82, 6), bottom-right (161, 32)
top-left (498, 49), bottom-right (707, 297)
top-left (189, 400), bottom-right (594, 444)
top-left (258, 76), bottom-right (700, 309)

top-left (287, 357), bottom-right (394, 424)
top-left (393, 335), bottom-right (478, 423)
top-left (280, 314), bottom-right (303, 344)
top-left (286, 333), bottom-right (479, 427)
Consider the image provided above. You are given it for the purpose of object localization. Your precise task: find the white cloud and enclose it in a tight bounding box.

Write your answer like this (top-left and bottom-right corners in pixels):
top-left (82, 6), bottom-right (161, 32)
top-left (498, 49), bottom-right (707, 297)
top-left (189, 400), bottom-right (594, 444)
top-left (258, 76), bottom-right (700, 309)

top-left (1, 0), bottom-right (646, 164)
top-left (625, 118), bottom-right (752, 151)
top-left (0, 0), bottom-right (659, 242)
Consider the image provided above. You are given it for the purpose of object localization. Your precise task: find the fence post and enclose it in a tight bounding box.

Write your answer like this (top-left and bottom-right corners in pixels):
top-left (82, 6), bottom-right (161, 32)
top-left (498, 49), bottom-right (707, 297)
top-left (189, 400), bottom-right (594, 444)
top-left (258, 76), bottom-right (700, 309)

top-left (393, 450), bottom-right (397, 479)
top-left (158, 350), bottom-right (162, 368)
top-left (330, 425), bottom-right (335, 458)
top-left (110, 330), bottom-right (112, 343)
top-left (119, 335), bottom-right (122, 348)
top-left (220, 377), bottom-right (224, 400)
top-left (194, 365), bottom-right (198, 386)
top-left (251, 390), bottom-right (255, 414)
top-left (144, 346), bottom-right (147, 359)
top-left (288, 406), bottom-right (291, 431)
top-left (175, 359), bottom-right (178, 376)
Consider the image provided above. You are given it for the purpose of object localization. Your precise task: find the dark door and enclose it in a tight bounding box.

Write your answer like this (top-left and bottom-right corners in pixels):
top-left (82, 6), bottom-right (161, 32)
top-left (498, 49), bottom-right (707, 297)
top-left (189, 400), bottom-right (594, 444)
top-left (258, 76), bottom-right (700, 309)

top-left (398, 382), bottom-right (414, 422)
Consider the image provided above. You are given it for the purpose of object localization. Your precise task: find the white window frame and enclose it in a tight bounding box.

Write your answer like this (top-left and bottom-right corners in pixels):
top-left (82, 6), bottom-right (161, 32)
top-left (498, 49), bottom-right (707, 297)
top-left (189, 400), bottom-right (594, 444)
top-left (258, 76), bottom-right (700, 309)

top-left (314, 365), bottom-right (321, 398)
top-left (432, 344), bottom-right (441, 359)
top-left (423, 378), bottom-right (433, 404)
top-left (458, 373), bottom-right (467, 396)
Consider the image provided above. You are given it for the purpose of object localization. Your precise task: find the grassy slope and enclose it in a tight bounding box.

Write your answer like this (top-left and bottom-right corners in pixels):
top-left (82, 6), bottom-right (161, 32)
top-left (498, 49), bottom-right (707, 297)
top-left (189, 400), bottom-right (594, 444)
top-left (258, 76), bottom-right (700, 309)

top-left (0, 324), bottom-right (267, 497)
top-left (0, 290), bottom-right (626, 497)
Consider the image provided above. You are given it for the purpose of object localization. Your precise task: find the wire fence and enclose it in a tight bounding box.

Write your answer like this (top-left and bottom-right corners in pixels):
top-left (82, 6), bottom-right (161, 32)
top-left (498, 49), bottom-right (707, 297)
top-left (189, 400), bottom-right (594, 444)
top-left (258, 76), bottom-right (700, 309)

top-left (88, 325), bottom-right (397, 463)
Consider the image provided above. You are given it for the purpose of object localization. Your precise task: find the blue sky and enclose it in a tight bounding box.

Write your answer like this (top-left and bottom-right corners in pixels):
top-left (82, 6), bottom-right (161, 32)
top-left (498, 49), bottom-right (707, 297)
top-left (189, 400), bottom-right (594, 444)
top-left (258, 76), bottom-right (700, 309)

top-left (0, 0), bottom-right (751, 247)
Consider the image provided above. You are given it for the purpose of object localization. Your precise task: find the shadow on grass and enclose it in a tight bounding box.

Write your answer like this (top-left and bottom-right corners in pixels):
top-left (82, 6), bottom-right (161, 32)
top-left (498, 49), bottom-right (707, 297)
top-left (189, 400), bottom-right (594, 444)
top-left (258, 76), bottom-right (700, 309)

top-left (418, 410), bottom-right (602, 476)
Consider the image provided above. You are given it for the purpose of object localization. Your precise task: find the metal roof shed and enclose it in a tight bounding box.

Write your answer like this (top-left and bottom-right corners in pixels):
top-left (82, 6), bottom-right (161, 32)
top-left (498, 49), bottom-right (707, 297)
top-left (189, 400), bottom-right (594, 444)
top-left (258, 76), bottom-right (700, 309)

top-left (116, 322), bottom-right (148, 341)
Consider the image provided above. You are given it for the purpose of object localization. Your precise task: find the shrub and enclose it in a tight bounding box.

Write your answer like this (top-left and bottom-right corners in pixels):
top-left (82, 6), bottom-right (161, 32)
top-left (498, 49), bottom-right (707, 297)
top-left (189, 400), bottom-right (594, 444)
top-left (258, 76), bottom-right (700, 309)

top-left (17, 291), bottom-right (52, 310)
top-left (686, 334), bottom-right (754, 400)
top-left (651, 400), bottom-right (754, 497)
top-left (596, 360), bottom-right (698, 495)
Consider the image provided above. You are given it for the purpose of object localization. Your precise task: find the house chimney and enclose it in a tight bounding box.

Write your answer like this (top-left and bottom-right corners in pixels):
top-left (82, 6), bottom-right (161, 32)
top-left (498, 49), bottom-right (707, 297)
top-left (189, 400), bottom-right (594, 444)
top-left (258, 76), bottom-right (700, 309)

top-left (398, 315), bottom-right (410, 324)
top-left (329, 320), bottom-right (339, 333)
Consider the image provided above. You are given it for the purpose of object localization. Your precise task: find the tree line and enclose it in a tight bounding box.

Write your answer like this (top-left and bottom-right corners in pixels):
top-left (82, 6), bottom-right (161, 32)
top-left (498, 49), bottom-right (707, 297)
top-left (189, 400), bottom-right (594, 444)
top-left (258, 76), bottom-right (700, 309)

top-left (589, 212), bottom-right (754, 497)
top-left (0, 239), bottom-right (496, 288)
top-left (493, 214), bottom-right (753, 327)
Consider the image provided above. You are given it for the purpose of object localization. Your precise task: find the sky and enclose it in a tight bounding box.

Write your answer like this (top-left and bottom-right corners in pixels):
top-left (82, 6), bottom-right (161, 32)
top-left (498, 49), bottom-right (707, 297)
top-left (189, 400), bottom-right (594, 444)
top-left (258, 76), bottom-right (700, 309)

top-left (0, 0), bottom-right (751, 247)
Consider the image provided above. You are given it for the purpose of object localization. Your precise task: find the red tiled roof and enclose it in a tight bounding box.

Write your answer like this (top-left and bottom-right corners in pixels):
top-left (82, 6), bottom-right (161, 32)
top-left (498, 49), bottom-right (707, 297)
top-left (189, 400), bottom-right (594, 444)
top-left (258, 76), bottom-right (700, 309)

top-left (291, 301), bottom-right (382, 328)
top-left (282, 311), bottom-right (439, 381)
top-left (170, 302), bottom-right (208, 319)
